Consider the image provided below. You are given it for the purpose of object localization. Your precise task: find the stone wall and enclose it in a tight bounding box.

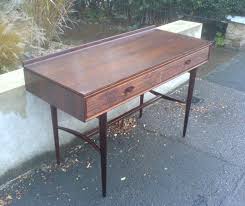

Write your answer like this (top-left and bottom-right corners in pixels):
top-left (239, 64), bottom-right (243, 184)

top-left (225, 22), bottom-right (245, 49)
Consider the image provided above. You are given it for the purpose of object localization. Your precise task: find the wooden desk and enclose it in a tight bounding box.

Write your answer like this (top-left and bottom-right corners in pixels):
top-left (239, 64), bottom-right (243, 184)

top-left (24, 26), bottom-right (212, 197)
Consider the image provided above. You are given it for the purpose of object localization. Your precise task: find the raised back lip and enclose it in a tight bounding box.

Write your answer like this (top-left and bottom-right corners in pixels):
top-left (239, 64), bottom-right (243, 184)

top-left (23, 25), bottom-right (156, 67)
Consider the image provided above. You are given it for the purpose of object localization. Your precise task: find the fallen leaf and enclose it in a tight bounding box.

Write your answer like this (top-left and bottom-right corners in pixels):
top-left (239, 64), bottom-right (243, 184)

top-left (61, 168), bottom-right (67, 172)
top-left (121, 177), bottom-right (126, 181)
top-left (86, 162), bottom-right (92, 169)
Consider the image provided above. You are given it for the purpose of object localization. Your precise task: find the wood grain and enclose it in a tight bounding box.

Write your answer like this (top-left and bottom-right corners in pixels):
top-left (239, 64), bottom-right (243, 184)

top-left (24, 26), bottom-right (212, 122)
top-left (25, 29), bottom-right (211, 96)
top-left (85, 46), bottom-right (209, 119)
top-left (25, 70), bottom-right (85, 121)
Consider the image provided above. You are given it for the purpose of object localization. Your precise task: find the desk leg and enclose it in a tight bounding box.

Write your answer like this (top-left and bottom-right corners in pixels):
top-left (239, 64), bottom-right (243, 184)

top-left (183, 68), bottom-right (197, 137)
top-left (99, 113), bottom-right (107, 197)
top-left (50, 105), bottom-right (61, 165)
top-left (139, 94), bottom-right (144, 118)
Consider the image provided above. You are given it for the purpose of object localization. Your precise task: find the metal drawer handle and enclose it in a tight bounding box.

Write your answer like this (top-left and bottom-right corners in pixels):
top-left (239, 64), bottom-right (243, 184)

top-left (124, 86), bottom-right (135, 94)
top-left (185, 59), bottom-right (191, 65)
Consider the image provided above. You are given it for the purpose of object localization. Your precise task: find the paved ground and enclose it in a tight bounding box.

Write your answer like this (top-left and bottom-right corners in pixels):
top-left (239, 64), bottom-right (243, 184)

top-left (1, 48), bottom-right (245, 206)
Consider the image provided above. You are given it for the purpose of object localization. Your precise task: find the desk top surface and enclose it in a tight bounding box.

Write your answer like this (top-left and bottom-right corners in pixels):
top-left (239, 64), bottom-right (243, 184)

top-left (25, 27), bottom-right (211, 96)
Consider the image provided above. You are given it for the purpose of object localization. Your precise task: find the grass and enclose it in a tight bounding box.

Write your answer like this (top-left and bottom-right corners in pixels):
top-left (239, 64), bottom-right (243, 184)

top-left (23, 0), bottom-right (75, 47)
top-left (0, 0), bottom-right (74, 73)
top-left (0, 21), bottom-right (24, 73)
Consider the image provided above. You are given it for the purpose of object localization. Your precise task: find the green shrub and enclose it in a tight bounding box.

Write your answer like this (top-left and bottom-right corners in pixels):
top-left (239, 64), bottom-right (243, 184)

top-left (215, 32), bottom-right (225, 47)
top-left (181, 0), bottom-right (245, 20)
top-left (75, 0), bottom-right (245, 24)
top-left (81, 7), bottom-right (108, 23)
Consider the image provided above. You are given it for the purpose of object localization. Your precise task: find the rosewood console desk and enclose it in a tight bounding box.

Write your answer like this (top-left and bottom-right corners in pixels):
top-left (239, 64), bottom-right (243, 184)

top-left (24, 25), bottom-right (212, 197)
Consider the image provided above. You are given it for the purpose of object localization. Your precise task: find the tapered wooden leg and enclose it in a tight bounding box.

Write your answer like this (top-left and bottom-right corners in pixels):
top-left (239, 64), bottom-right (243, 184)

top-left (139, 94), bottom-right (144, 118)
top-left (183, 69), bottom-right (197, 137)
top-left (99, 113), bottom-right (107, 197)
top-left (50, 105), bottom-right (60, 165)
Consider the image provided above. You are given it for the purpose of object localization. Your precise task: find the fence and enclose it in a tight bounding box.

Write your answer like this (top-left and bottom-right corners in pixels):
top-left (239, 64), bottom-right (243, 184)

top-left (75, 0), bottom-right (182, 25)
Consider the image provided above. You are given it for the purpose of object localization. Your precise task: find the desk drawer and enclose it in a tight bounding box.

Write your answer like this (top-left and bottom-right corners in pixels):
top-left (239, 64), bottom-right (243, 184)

top-left (85, 46), bottom-right (209, 120)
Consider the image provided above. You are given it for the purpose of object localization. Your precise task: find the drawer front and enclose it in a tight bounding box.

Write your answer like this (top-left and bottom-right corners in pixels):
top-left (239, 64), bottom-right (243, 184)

top-left (86, 46), bottom-right (209, 120)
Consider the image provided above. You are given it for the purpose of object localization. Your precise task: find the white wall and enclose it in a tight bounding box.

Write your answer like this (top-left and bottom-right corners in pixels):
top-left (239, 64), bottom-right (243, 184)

top-left (0, 20), bottom-right (203, 179)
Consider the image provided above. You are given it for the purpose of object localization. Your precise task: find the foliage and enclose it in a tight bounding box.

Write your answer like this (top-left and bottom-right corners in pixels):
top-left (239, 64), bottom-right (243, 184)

top-left (0, 21), bottom-right (24, 73)
top-left (0, 1), bottom-right (48, 72)
top-left (75, 0), bottom-right (245, 24)
top-left (0, 0), bottom-right (77, 73)
top-left (181, 0), bottom-right (245, 20)
top-left (23, 0), bottom-right (75, 47)
top-left (81, 7), bottom-right (108, 23)
top-left (77, 0), bottom-right (182, 24)
top-left (0, 2), bottom-right (26, 73)
top-left (0, 0), bottom-right (46, 69)
top-left (215, 32), bottom-right (225, 47)
top-left (112, 0), bottom-right (176, 24)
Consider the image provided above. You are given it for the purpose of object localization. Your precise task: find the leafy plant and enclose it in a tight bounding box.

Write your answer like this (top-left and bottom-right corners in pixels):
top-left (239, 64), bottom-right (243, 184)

top-left (82, 7), bottom-right (108, 23)
top-left (215, 32), bottom-right (225, 47)
top-left (75, 0), bottom-right (245, 24)
top-left (180, 0), bottom-right (245, 21)
top-left (115, 0), bottom-right (181, 24)
top-left (0, 21), bottom-right (24, 73)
